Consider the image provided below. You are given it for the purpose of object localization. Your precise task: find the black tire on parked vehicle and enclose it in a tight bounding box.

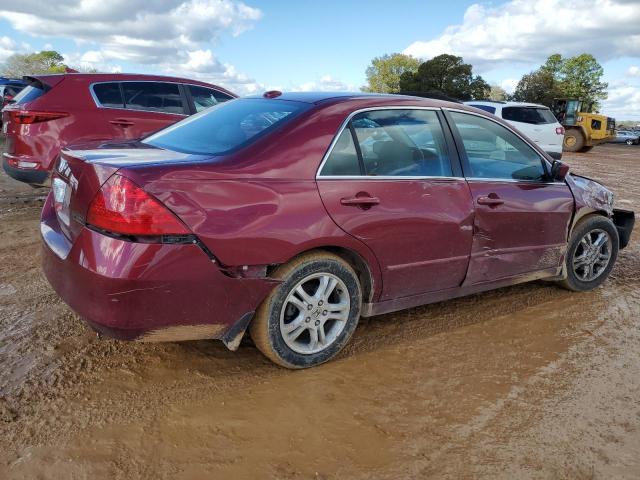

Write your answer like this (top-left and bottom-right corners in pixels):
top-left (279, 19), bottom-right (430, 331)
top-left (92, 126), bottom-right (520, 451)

top-left (250, 251), bottom-right (362, 369)
top-left (626, 139), bottom-right (634, 145)
top-left (579, 146), bottom-right (594, 153)
top-left (563, 128), bottom-right (585, 152)
top-left (558, 215), bottom-right (619, 292)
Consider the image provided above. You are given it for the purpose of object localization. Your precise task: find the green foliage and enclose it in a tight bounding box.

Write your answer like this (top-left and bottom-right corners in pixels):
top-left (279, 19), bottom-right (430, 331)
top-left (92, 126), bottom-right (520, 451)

top-left (398, 54), bottom-right (489, 101)
top-left (513, 53), bottom-right (608, 110)
top-left (1, 50), bottom-right (67, 77)
top-left (363, 53), bottom-right (420, 93)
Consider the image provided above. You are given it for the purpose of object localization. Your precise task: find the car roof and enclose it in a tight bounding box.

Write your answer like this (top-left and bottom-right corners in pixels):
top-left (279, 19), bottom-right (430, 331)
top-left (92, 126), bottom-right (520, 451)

top-left (245, 91), bottom-right (463, 108)
top-left (465, 100), bottom-right (549, 109)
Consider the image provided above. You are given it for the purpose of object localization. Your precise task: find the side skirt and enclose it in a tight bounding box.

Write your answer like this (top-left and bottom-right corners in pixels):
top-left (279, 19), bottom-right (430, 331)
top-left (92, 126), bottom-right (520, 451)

top-left (361, 267), bottom-right (561, 317)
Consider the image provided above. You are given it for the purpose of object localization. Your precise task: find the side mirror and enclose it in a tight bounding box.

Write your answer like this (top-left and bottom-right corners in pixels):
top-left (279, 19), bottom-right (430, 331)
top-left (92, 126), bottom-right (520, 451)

top-left (550, 160), bottom-right (570, 181)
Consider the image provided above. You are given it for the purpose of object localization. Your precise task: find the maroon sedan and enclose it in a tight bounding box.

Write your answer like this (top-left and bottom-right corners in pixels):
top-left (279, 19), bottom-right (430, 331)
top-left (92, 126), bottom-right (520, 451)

top-left (41, 92), bottom-right (635, 368)
top-left (2, 73), bottom-right (236, 185)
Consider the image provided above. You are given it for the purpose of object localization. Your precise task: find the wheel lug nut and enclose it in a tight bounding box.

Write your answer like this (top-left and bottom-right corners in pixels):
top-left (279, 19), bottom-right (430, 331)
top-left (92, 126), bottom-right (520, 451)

top-left (323, 310), bottom-right (328, 315)
top-left (318, 300), bottom-right (323, 306)
top-left (306, 317), bottom-right (310, 322)
top-left (307, 304), bottom-right (313, 310)
top-left (315, 320), bottom-right (320, 326)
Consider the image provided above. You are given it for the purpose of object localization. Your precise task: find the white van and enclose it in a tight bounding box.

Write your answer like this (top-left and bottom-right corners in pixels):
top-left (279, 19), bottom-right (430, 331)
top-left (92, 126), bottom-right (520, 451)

top-left (464, 101), bottom-right (564, 159)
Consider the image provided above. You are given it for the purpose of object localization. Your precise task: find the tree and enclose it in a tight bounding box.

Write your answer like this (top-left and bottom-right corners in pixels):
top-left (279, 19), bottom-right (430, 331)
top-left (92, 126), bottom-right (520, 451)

top-left (363, 53), bottom-right (420, 93)
top-left (488, 84), bottom-right (508, 101)
top-left (1, 50), bottom-right (66, 77)
top-left (398, 54), bottom-right (489, 101)
top-left (512, 69), bottom-right (561, 106)
top-left (512, 53), bottom-right (608, 110)
top-left (559, 54), bottom-right (608, 109)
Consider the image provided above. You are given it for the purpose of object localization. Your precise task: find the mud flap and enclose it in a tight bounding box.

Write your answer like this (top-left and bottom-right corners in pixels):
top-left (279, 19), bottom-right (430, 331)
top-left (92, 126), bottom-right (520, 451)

top-left (221, 312), bottom-right (254, 351)
top-left (612, 209), bottom-right (635, 250)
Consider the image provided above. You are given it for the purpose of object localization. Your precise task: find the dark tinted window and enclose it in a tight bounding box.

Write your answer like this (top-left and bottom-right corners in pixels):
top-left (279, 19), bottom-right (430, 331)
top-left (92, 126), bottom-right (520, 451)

top-left (143, 98), bottom-right (308, 155)
top-left (11, 84), bottom-right (45, 105)
top-left (502, 107), bottom-right (557, 124)
top-left (450, 112), bottom-right (545, 181)
top-left (319, 129), bottom-right (361, 176)
top-left (188, 85), bottom-right (233, 112)
top-left (468, 104), bottom-right (496, 114)
top-left (122, 82), bottom-right (185, 114)
top-left (92, 82), bottom-right (124, 108)
top-left (351, 109), bottom-right (452, 177)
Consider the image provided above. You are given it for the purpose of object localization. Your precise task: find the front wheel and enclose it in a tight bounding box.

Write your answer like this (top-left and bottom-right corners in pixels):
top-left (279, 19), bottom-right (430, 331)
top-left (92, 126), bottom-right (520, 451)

top-left (563, 128), bottom-right (585, 152)
top-left (250, 251), bottom-right (362, 368)
top-left (558, 216), bottom-right (619, 292)
top-left (626, 139), bottom-right (634, 145)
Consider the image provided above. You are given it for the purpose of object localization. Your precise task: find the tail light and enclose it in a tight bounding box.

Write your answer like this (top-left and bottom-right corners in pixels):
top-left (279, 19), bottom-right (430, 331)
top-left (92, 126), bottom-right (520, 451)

top-left (86, 174), bottom-right (190, 236)
top-left (9, 110), bottom-right (69, 125)
top-left (556, 126), bottom-right (565, 135)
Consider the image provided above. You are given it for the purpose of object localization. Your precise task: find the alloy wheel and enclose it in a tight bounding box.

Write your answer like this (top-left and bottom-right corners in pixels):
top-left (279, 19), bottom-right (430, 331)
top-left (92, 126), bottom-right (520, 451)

top-left (279, 273), bottom-right (350, 354)
top-left (572, 228), bottom-right (612, 282)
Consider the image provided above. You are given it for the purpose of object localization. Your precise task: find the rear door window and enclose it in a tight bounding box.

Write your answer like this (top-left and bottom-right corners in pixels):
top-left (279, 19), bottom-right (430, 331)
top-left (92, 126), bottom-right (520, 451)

top-left (502, 107), bottom-right (557, 124)
top-left (122, 82), bottom-right (186, 115)
top-left (351, 109), bottom-right (453, 177)
top-left (92, 82), bottom-right (124, 108)
top-left (188, 85), bottom-right (234, 112)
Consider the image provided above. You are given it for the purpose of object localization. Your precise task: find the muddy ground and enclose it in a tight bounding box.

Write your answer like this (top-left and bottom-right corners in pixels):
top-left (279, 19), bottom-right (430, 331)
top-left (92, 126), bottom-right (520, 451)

top-left (0, 144), bottom-right (639, 479)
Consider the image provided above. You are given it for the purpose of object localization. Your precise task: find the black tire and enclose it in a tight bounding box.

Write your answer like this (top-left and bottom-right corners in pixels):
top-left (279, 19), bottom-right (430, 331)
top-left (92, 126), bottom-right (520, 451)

top-left (579, 145), bottom-right (594, 153)
top-left (558, 215), bottom-right (619, 292)
top-left (250, 251), bottom-right (362, 369)
top-left (563, 128), bottom-right (585, 152)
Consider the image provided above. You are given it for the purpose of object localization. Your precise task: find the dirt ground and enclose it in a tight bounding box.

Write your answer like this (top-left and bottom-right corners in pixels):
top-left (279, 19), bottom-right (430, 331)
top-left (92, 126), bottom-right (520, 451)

top-left (0, 144), bottom-right (638, 479)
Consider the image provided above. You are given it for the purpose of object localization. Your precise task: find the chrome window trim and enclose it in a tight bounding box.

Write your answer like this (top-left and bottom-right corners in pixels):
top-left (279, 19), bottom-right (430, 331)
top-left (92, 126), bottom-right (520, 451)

top-left (465, 177), bottom-right (566, 185)
top-left (89, 81), bottom-right (233, 116)
top-left (319, 175), bottom-right (465, 181)
top-left (315, 106), bottom-right (447, 180)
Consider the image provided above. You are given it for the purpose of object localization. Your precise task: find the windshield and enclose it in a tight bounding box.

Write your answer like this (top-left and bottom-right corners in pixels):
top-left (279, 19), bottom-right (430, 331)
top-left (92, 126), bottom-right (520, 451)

top-left (143, 98), bottom-right (309, 155)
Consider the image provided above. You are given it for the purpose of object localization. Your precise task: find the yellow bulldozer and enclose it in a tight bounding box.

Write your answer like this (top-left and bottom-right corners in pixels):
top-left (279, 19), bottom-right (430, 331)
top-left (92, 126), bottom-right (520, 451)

top-left (551, 98), bottom-right (615, 152)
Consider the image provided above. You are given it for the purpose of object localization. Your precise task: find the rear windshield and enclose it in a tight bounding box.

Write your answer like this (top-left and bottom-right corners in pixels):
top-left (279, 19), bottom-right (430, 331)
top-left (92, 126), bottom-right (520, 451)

top-left (468, 104), bottom-right (496, 114)
top-left (502, 106), bottom-right (557, 125)
top-left (10, 84), bottom-right (46, 105)
top-left (143, 98), bottom-right (309, 155)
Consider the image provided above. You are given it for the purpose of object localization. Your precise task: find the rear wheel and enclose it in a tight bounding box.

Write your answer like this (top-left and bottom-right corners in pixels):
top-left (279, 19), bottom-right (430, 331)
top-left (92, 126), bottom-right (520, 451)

top-left (563, 128), bottom-right (585, 152)
top-left (250, 251), bottom-right (362, 369)
top-left (626, 139), bottom-right (634, 145)
top-left (579, 146), bottom-right (594, 153)
top-left (558, 216), bottom-right (619, 292)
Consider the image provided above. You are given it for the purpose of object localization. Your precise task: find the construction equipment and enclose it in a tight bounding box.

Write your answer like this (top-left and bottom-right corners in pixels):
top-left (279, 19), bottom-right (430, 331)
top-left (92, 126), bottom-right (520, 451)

top-left (551, 98), bottom-right (615, 152)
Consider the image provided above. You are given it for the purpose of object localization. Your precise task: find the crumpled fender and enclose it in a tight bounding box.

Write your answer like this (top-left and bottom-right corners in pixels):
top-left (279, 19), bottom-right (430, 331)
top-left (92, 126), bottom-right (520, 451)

top-left (566, 174), bottom-right (614, 228)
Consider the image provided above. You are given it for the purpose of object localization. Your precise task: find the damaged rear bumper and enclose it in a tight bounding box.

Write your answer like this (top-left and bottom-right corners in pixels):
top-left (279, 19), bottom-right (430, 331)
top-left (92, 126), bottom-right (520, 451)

top-left (40, 194), bottom-right (277, 348)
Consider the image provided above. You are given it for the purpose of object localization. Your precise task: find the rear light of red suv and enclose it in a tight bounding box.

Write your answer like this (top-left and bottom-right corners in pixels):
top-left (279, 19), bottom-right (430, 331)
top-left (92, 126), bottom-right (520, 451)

top-left (86, 174), bottom-right (190, 236)
top-left (8, 110), bottom-right (69, 125)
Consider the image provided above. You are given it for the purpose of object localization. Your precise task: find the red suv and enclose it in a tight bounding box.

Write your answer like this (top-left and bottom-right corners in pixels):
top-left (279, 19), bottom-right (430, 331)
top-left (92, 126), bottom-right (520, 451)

top-left (2, 73), bottom-right (236, 185)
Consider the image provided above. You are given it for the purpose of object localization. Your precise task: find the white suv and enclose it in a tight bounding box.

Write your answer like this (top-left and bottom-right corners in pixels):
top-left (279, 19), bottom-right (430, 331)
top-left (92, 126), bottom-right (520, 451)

top-left (464, 101), bottom-right (565, 159)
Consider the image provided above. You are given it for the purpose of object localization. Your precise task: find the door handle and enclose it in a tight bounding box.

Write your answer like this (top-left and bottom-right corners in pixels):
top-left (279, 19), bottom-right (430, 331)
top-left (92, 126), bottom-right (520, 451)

top-left (477, 195), bottom-right (504, 207)
top-left (340, 195), bottom-right (380, 209)
top-left (109, 119), bottom-right (135, 127)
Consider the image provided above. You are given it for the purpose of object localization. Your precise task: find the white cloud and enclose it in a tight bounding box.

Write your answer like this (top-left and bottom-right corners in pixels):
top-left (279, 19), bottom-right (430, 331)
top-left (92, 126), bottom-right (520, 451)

top-left (0, 0), bottom-right (262, 93)
top-left (292, 75), bottom-right (355, 92)
top-left (627, 66), bottom-right (640, 77)
top-left (404, 0), bottom-right (640, 70)
top-left (602, 81), bottom-right (640, 119)
top-left (500, 78), bottom-right (518, 94)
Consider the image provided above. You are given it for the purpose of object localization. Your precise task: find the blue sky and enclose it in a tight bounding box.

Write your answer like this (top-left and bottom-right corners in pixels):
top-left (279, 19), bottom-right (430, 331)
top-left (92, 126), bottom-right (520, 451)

top-left (1, 0), bottom-right (639, 118)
